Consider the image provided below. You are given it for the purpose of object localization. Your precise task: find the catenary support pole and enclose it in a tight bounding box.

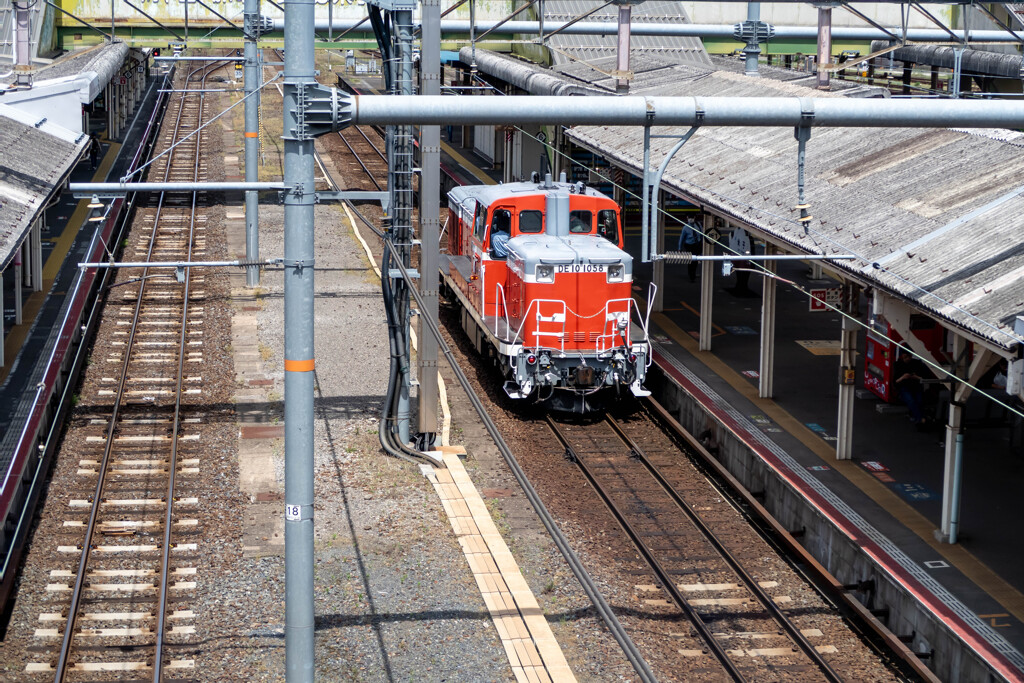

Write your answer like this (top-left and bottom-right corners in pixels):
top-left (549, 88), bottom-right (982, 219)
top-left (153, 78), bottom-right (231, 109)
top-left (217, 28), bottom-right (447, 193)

top-left (244, 0), bottom-right (261, 287)
top-left (282, 0), bottom-right (315, 675)
top-left (418, 0), bottom-right (441, 443)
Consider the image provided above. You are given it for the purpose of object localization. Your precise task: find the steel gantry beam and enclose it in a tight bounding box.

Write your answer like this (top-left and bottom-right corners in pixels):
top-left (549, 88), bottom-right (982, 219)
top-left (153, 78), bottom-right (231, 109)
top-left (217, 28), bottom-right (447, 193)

top-left (283, 18), bottom-right (1024, 43)
top-left (345, 95), bottom-right (1024, 128)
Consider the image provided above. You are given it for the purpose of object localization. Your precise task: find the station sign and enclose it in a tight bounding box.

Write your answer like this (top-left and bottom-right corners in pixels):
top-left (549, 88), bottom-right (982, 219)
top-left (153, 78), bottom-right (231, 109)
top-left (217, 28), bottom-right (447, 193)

top-left (808, 286), bottom-right (843, 312)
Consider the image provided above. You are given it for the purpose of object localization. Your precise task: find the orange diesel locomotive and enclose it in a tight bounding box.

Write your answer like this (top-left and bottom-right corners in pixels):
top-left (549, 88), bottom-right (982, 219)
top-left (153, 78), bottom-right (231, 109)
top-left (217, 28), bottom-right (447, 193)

top-left (442, 173), bottom-right (652, 410)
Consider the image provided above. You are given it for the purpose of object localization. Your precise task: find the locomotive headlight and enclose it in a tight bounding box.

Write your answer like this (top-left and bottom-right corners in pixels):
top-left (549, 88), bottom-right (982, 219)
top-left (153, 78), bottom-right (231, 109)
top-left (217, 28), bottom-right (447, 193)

top-left (607, 264), bottom-right (624, 282)
top-left (536, 265), bottom-right (554, 283)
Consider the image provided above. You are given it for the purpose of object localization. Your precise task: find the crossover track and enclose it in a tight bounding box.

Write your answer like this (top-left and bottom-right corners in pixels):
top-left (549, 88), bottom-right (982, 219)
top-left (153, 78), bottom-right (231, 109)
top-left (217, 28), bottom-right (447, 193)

top-left (547, 412), bottom-right (844, 682)
top-left (30, 59), bottom-right (227, 682)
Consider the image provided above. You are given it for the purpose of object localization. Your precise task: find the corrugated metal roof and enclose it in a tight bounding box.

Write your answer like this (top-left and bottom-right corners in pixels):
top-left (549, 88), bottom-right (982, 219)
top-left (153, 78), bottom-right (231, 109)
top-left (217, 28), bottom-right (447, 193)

top-left (542, 0), bottom-right (711, 73)
top-left (563, 66), bottom-right (1024, 349)
top-left (1, 41), bottom-right (129, 89)
top-left (0, 106), bottom-right (85, 271)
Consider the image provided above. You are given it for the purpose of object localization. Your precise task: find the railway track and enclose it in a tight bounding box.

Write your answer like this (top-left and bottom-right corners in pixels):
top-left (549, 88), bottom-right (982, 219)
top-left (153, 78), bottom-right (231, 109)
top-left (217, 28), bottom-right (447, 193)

top-left (336, 126), bottom-right (388, 191)
top-left (26, 60), bottom-right (226, 681)
top-left (547, 411), bottom-right (846, 681)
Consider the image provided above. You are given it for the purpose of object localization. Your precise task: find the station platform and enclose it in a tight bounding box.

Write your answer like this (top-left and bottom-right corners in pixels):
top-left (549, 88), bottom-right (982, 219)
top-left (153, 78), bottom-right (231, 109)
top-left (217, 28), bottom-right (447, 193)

top-left (0, 75), bottom-right (160, 436)
top-left (642, 254), bottom-right (1024, 679)
top-left (432, 117), bottom-right (1024, 677)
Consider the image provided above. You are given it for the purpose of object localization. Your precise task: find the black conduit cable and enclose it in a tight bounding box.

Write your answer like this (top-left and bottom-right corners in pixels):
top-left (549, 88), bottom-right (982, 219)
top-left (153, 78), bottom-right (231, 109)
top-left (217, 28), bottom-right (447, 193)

top-left (344, 204), bottom-right (651, 675)
top-left (375, 232), bottom-right (658, 683)
top-left (379, 241), bottom-right (441, 465)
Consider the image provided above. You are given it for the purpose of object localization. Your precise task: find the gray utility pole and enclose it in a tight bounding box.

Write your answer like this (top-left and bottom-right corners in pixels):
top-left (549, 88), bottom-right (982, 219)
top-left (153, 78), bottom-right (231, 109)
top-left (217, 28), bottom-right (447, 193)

top-left (741, 2), bottom-right (766, 77)
top-left (614, 0), bottom-right (640, 93)
top-left (280, 0), bottom-right (345, 676)
top-left (418, 0), bottom-right (441, 443)
top-left (815, 2), bottom-right (837, 90)
top-left (244, 0), bottom-right (262, 286)
top-left (13, 0), bottom-right (32, 87)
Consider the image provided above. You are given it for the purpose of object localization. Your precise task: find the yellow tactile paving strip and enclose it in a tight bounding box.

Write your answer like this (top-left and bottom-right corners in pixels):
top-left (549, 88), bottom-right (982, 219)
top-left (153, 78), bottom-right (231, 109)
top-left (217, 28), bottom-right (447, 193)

top-left (424, 448), bottom-right (576, 683)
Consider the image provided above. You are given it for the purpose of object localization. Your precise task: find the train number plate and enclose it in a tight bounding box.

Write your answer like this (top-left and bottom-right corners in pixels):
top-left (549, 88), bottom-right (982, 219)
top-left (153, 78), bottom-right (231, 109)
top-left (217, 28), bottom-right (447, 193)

top-left (555, 263), bottom-right (606, 274)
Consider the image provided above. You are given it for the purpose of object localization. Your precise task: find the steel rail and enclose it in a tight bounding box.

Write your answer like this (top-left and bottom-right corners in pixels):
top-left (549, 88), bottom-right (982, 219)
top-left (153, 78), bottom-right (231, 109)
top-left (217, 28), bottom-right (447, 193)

top-left (641, 397), bottom-right (944, 683)
top-left (152, 57), bottom-right (223, 683)
top-left (545, 415), bottom-right (748, 682)
top-left (353, 124), bottom-right (388, 165)
top-left (371, 240), bottom-right (657, 681)
top-left (337, 129), bottom-right (384, 191)
top-left (604, 414), bottom-right (844, 683)
top-left (53, 59), bottom-right (225, 683)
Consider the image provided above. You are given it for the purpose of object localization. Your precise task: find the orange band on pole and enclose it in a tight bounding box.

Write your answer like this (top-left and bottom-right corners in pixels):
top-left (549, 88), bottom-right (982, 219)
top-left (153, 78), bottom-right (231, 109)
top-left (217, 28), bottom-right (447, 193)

top-left (245, 132), bottom-right (259, 138)
top-left (284, 359), bottom-right (315, 372)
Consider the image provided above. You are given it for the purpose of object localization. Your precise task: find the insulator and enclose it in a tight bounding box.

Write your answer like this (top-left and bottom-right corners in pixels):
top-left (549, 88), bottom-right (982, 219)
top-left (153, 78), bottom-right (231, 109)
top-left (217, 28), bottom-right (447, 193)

top-left (663, 251), bottom-right (694, 265)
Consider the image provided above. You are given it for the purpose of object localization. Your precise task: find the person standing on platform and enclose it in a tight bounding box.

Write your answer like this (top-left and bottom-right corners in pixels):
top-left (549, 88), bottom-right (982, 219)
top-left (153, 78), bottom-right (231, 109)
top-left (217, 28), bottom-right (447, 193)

top-left (894, 350), bottom-right (928, 427)
top-left (677, 217), bottom-right (702, 283)
top-left (89, 138), bottom-right (100, 170)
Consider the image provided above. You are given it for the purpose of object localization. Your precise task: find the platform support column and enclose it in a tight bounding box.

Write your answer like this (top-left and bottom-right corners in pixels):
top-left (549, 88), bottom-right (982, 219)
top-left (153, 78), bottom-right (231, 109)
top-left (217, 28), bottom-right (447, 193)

top-left (698, 213), bottom-right (714, 351)
top-left (244, 0), bottom-right (261, 287)
top-left (31, 218), bottom-right (42, 292)
top-left (651, 192), bottom-right (665, 312)
top-left (105, 84), bottom-right (114, 139)
top-left (14, 249), bottom-right (23, 325)
top-left (460, 68), bottom-right (472, 150)
top-left (758, 244), bottom-right (776, 398)
top-left (0, 269), bottom-right (4, 367)
top-left (938, 334), bottom-right (971, 543)
top-left (21, 239), bottom-right (30, 288)
top-left (417, 0), bottom-right (441, 441)
top-left (836, 313), bottom-right (857, 460)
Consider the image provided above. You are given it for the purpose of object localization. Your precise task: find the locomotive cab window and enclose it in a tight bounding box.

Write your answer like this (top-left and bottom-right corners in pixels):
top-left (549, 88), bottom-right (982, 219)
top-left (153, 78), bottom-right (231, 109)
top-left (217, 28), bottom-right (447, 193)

top-left (569, 210), bottom-right (592, 234)
top-left (474, 205), bottom-right (486, 241)
top-left (519, 210), bottom-right (543, 234)
top-left (489, 209), bottom-right (511, 259)
top-left (597, 209), bottom-right (619, 243)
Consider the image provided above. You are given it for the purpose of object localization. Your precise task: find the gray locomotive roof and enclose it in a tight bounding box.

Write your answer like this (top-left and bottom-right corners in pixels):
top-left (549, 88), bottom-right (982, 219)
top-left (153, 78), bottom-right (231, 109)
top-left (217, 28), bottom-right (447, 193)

top-left (449, 180), bottom-right (609, 208)
top-left (563, 67), bottom-right (1024, 350)
top-left (0, 106), bottom-right (85, 271)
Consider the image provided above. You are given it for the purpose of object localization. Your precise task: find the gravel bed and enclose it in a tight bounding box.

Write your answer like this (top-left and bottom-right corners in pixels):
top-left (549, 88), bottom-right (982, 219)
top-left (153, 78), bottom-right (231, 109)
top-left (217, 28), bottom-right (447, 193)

top-left (435, 296), bottom-right (906, 682)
